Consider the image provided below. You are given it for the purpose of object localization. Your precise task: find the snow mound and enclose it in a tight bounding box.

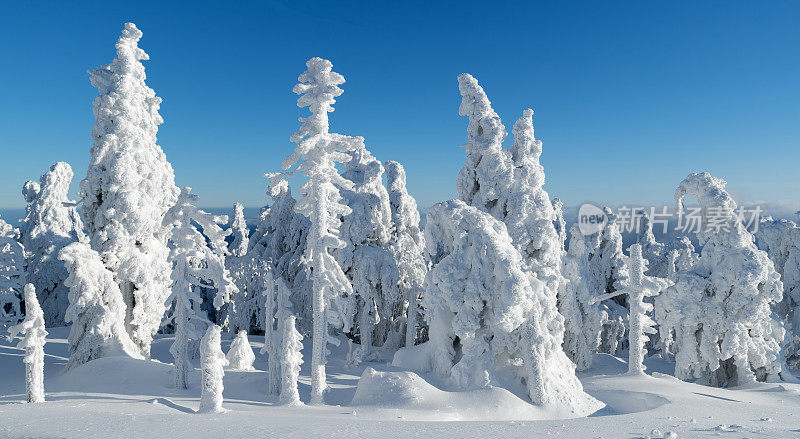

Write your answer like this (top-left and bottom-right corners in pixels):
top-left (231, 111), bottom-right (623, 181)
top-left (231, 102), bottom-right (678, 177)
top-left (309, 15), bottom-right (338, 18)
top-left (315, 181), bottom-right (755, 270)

top-left (352, 367), bottom-right (593, 420)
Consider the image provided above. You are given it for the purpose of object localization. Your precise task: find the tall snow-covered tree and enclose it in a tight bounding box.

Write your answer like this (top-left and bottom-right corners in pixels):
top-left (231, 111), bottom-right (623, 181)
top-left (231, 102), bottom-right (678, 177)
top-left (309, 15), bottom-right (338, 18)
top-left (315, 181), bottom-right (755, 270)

top-left (59, 242), bottom-right (141, 369)
top-left (163, 187), bottom-right (238, 389)
top-left (591, 244), bottom-right (671, 375)
top-left (384, 161), bottom-right (427, 348)
top-left (245, 178), bottom-right (312, 335)
top-left (279, 314), bottom-right (303, 406)
top-left (655, 172), bottom-right (791, 386)
top-left (756, 216), bottom-right (800, 367)
top-left (559, 224), bottom-right (606, 371)
top-left (456, 76), bottom-right (565, 300)
top-left (261, 270), bottom-right (299, 397)
top-left (0, 217), bottom-right (25, 328)
top-left (81, 23), bottom-right (179, 358)
top-left (423, 200), bottom-right (601, 413)
top-left (19, 162), bottom-right (85, 326)
top-left (336, 146), bottom-right (399, 361)
top-left (229, 203), bottom-right (249, 258)
top-left (198, 324), bottom-right (227, 413)
top-left (268, 57), bottom-right (360, 404)
top-left (7, 284), bottom-right (47, 403)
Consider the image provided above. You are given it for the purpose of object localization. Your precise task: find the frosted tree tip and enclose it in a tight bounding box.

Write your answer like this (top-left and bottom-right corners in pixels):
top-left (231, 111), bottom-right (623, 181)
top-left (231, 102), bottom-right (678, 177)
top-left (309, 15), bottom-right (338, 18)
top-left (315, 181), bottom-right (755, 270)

top-left (22, 180), bottom-right (40, 203)
top-left (522, 108), bottom-right (534, 118)
top-left (123, 22), bottom-right (143, 39)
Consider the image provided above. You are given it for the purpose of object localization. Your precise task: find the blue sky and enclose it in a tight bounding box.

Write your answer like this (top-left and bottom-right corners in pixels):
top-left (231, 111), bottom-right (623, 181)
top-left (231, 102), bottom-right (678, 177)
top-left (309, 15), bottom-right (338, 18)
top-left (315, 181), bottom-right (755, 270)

top-left (0, 1), bottom-right (798, 211)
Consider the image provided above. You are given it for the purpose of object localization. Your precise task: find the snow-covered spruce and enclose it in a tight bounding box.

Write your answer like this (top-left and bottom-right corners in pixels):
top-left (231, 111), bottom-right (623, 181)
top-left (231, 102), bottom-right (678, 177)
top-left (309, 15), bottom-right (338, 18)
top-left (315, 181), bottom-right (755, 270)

top-left (456, 76), bottom-right (565, 301)
top-left (279, 314), bottom-right (303, 406)
top-left (384, 161), bottom-right (427, 348)
top-left (755, 215), bottom-right (800, 367)
top-left (19, 162), bottom-right (85, 326)
top-left (268, 57), bottom-right (360, 404)
top-left (590, 244), bottom-right (671, 375)
top-left (198, 325), bottom-right (228, 413)
top-left (241, 178), bottom-right (311, 335)
top-left (0, 217), bottom-right (25, 328)
top-left (261, 269), bottom-right (281, 395)
top-left (655, 172), bottom-right (790, 386)
top-left (559, 208), bottom-right (630, 367)
top-left (229, 203), bottom-right (249, 258)
top-left (559, 224), bottom-right (606, 371)
top-left (7, 284), bottom-right (47, 403)
top-left (336, 146), bottom-right (399, 361)
top-left (636, 212), bottom-right (668, 277)
top-left (422, 200), bottom-right (601, 413)
top-left (163, 187), bottom-right (239, 389)
top-left (259, 248), bottom-right (305, 399)
top-left (81, 23), bottom-right (179, 358)
top-left (227, 330), bottom-right (255, 371)
top-left (59, 242), bottom-right (141, 369)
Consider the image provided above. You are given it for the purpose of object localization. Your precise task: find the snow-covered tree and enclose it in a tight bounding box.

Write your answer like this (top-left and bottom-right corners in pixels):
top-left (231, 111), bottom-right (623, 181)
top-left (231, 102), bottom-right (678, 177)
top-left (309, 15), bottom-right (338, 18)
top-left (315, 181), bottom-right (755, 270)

top-left (456, 76), bottom-right (565, 300)
top-left (229, 203), bottom-right (249, 258)
top-left (423, 200), bottom-right (600, 412)
top-left (558, 224), bottom-right (606, 371)
top-left (636, 212), bottom-right (668, 277)
top-left (561, 209), bottom-right (630, 359)
top-left (261, 269), bottom-right (281, 395)
top-left (591, 244), bottom-right (671, 375)
top-left (756, 216), bottom-right (800, 367)
top-left (384, 161), bottom-right (426, 348)
top-left (59, 242), bottom-right (141, 369)
top-left (245, 179), bottom-right (312, 335)
top-left (268, 57), bottom-right (360, 404)
top-left (163, 187), bottom-right (238, 388)
top-left (655, 172), bottom-right (791, 386)
top-left (336, 146), bottom-right (399, 361)
top-left (279, 314), bottom-right (303, 406)
top-left (198, 324), bottom-right (227, 413)
top-left (7, 284), bottom-right (47, 403)
top-left (81, 23), bottom-right (180, 358)
top-left (262, 256), bottom-right (303, 398)
top-left (0, 218), bottom-right (25, 328)
top-left (226, 330), bottom-right (255, 371)
top-left (593, 209), bottom-right (630, 355)
top-left (19, 162), bottom-right (85, 326)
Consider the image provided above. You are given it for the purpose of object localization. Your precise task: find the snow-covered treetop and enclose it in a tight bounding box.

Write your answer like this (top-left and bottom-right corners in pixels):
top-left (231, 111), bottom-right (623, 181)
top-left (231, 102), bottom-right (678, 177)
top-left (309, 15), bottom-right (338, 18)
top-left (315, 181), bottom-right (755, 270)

top-left (340, 146), bottom-right (392, 247)
top-left (675, 172), bottom-right (738, 244)
top-left (269, 57), bottom-right (358, 196)
top-left (229, 202), bottom-right (249, 258)
top-left (455, 74), bottom-right (512, 213)
top-left (510, 108), bottom-right (541, 163)
top-left (292, 58), bottom-right (344, 137)
top-left (82, 22), bottom-right (178, 263)
top-left (385, 161), bottom-right (423, 248)
top-left (20, 162), bottom-right (85, 250)
top-left (22, 181), bottom-right (40, 204)
top-left (457, 73), bottom-right (507, 154)
top-left (674, 172), bottom-right (736, 214)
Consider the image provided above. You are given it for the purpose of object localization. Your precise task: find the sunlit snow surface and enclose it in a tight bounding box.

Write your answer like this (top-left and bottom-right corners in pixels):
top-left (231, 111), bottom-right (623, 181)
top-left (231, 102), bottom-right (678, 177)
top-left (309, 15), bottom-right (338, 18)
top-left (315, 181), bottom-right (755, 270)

top-left (1, 327), bottom-right (799, 438)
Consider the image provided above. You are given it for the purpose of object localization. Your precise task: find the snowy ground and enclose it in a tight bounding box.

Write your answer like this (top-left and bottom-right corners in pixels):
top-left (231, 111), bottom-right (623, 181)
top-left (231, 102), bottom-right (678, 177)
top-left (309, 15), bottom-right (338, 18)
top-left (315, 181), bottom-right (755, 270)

top-left (1, 328), bottom-right (799, 438)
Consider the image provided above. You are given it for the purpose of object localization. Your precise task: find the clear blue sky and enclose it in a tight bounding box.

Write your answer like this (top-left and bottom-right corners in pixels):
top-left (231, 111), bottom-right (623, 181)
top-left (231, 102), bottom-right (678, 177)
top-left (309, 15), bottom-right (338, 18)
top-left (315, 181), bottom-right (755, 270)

top-left (1, 1), bottom-right (798, 210)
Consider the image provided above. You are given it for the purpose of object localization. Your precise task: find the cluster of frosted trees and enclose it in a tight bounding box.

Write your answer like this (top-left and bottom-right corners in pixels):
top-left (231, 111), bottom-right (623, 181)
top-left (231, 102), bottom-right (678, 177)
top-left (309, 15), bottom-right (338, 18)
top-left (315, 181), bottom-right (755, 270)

top-left (3, 22), bottom-right (799, 410)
